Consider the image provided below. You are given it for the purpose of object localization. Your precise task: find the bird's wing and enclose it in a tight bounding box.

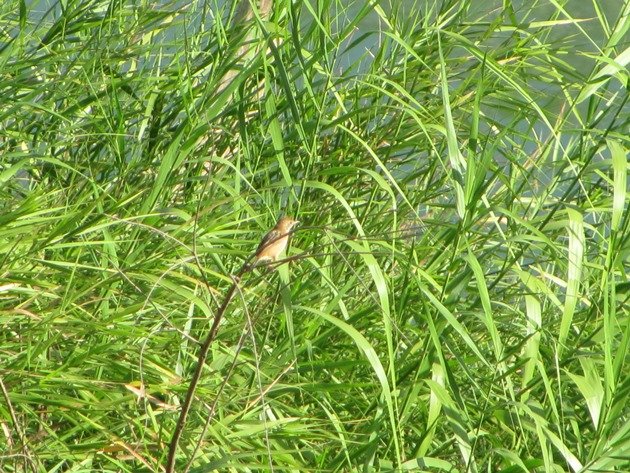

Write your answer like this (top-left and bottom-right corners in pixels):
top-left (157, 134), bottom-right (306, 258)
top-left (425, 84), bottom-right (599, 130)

top-left (256, 228), bottom-right (281, 254)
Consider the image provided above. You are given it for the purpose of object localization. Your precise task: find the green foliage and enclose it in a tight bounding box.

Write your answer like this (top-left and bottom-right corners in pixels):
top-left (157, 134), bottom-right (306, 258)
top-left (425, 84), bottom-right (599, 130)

top-left (1, 0), bottom-right (629, 471)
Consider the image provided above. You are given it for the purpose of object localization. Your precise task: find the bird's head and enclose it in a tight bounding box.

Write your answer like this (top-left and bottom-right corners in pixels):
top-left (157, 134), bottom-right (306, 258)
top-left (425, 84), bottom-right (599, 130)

top-left (277, 216), bottom-right (300, 231)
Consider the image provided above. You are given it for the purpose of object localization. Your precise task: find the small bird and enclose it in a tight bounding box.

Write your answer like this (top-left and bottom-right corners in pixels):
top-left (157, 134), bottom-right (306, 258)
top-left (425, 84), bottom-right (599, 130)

top-left (247, 216), bottom-right (300, 270)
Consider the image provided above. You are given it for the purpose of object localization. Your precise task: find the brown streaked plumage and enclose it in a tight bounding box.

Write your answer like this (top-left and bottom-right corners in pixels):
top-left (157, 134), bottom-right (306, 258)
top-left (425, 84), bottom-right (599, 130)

top-left (250, 216), bottom-right (299, 268)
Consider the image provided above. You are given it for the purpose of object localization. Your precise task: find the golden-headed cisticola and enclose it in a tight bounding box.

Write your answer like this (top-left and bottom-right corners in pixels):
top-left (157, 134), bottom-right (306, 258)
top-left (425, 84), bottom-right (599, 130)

top-left (248, 216), bottom-right (299, 269)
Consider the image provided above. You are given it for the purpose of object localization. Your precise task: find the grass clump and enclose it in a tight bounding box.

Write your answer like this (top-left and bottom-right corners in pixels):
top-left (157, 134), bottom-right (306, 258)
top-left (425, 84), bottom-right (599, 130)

top-left (1, 0), bottom-right (629, 471)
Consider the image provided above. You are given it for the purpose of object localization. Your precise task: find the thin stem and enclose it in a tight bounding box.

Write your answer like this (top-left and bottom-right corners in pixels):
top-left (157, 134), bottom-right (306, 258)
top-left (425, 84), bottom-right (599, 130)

top-left (164, 264), bottom-right (248, 473)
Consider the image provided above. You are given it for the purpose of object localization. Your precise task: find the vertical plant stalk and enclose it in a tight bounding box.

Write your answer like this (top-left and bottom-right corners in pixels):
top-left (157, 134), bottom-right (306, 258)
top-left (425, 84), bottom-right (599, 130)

top-left (165, 217), bottom-right (299, 472)
top-left (0, 376), bottom-right (36, 472)
top-left (216, 0), bottom-right (273, 95)
top-left (165, 267), bottom-right (247, 473)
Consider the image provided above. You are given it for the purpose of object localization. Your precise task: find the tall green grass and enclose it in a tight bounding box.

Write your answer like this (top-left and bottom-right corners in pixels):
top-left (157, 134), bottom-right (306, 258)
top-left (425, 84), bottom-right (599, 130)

top-left (1, 0), bottom-right (629, 471)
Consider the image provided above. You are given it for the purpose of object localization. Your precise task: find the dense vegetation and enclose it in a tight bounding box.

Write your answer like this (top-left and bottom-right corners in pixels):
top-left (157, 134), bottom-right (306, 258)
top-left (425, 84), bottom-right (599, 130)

top-left (1, 0), bottom-right (628, 471)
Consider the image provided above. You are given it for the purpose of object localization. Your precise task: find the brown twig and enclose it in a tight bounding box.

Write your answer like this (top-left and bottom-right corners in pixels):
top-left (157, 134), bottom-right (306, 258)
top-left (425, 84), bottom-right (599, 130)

top-left (165, 228), bottom-right (297, 472)
top-left (182, 276), bottom-right (288, 473)
top-left (0, 376), bottom-right (36, 472)
top-left (164, 264), bottom-right (248, 473)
